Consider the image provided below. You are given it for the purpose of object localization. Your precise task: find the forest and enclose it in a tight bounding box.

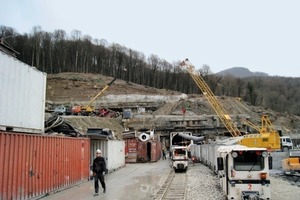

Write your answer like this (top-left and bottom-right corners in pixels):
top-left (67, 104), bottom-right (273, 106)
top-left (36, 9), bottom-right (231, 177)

top-left (1, 25), bottom-right (300, 116)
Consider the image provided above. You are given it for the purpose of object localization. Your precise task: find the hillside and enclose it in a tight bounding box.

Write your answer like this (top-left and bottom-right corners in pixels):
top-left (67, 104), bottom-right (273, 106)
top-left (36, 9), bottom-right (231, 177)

top-left (46, 73), bottom-right (300, 138)
top-left (217, 67), bottom-right (269, 77)
top-left (46, 73), bottom-right (181, 102)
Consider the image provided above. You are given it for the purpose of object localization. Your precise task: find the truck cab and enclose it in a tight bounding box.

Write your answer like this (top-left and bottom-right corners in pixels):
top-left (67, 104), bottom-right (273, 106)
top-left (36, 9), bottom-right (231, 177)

top-left (280, 136), bottom-right (293, 152)
top-left (54, 105), bottom-right (71, 115)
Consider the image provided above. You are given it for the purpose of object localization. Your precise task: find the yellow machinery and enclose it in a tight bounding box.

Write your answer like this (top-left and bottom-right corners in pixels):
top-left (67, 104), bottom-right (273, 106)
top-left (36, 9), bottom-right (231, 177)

top-left (282, 151), bottom-right (300, 173)
top-left (240, 115), bottom-right (281, 150)
top-left (180, 59), bottom-right (242, 137)
top-left (180, 59), bottom-right (280, 150)
top-left (72, 77), bottom-right (116, 115)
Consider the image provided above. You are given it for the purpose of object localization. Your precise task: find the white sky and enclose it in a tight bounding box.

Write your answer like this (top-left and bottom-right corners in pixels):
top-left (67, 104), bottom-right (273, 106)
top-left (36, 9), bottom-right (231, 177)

top-left (1, 0), bottom-right (300, 77)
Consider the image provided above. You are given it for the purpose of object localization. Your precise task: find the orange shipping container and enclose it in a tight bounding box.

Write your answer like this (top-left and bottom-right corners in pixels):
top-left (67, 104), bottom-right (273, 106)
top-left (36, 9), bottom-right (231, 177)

top-left (0, 131), bottom-right (90, 200)
top-left (125, 138), bottom-right (161, 163)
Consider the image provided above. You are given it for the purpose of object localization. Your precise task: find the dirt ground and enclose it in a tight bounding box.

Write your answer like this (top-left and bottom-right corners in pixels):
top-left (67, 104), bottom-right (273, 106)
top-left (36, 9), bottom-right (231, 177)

top-left (46, 73), bottom-right (180, 102)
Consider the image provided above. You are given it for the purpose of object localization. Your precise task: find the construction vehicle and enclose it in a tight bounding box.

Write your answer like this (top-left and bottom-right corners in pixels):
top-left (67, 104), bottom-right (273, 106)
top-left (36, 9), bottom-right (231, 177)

top-left (282, 150), bottom-right (300, 173)
top-left (171, 146), bottom-right (189, 172)
top-left (180, 59), bottom-right (242, 138)
top-left (217, 145), bottom-right (272, 200)
top-left (240, 115), bottom-right (281, 150)
top-left (180, 59), bottom-right (280, 150)
top-left (71, 77), bottom-right (116, 116)
top-left (280, 136), bottom-right (293, 152)
top-left (54, 105), bottom-right (72, 115)
top-left (181, 59), bottom-right (275, 199)
top-left (169, 132), bottom-right (204, 171)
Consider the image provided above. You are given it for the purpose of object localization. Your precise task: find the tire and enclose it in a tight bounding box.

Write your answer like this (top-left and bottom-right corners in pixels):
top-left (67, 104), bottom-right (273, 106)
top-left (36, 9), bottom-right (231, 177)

top-left (283, 147), bottom-right (289, 152)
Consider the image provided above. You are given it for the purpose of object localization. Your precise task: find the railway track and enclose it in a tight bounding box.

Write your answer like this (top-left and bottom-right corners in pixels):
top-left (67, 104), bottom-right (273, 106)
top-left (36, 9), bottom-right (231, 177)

top-left (154, 170), bottom-right (187, 200)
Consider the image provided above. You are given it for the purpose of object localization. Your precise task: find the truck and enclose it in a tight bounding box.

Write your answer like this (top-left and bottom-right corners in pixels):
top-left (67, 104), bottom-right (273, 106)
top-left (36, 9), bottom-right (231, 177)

top-left (280, 136), bottom-right (293, 152)
top-left (54, 105), bottom-right (72, 115)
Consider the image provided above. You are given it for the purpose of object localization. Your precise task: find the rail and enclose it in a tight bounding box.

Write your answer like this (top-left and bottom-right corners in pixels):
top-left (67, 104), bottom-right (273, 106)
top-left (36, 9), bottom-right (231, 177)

top-left (153, 170), bottom-right (187, 200)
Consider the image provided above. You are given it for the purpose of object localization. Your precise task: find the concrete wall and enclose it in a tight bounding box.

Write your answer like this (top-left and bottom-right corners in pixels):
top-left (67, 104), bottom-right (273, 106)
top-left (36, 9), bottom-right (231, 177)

top-left (270, 151), bottom-right (289, 170)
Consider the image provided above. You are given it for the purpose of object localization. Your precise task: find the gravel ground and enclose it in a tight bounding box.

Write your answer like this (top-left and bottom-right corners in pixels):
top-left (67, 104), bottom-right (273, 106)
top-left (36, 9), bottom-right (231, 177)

top-left (186, 163), bottom-right (224, 200)
top-left (186, 163), bottom-right (300, 200)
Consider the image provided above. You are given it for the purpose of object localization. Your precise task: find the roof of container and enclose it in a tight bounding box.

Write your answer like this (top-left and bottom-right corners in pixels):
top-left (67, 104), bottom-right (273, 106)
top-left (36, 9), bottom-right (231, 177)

top-left (217, 145), bottom-right (266, 153)
top-left (0, 38), bottom-right (19, 57)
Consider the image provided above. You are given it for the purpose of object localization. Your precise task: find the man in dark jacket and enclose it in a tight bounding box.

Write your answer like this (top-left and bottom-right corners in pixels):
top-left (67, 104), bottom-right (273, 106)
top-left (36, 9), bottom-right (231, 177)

top-left (92, 149), bottom-right (106, 196)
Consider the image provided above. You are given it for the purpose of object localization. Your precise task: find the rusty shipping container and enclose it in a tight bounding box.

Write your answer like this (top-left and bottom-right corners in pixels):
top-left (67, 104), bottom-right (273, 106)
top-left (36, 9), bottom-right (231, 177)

top-left (0, 131), bottom-right (90, 200)
top-left (125, 138), bottom-right (161, 163)
top-left (150, 140), bottom-right (162, 162)
top-left (0, 51), bottom-right (47, 134)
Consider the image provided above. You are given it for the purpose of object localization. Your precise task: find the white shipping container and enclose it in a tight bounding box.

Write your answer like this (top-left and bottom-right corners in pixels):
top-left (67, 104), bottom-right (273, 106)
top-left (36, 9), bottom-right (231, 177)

top-left (90, 139), bottom-right (125, 173)
top-left (107, 140), bottom-right (125, 171)
top-left (0, 51), bottom-right (47, 133)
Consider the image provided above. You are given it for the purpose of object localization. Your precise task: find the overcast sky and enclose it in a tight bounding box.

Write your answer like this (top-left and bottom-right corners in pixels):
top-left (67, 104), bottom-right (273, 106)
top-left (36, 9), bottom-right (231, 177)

top-left (1, 0), bottom-right (300, 77)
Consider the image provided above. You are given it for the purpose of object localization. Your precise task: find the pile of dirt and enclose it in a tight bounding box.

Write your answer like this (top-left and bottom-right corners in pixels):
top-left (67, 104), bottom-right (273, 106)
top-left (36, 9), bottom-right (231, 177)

top-left (47, 73), bottom-right (181, 102)
top-left (62, 116), bottom-right (124, 139)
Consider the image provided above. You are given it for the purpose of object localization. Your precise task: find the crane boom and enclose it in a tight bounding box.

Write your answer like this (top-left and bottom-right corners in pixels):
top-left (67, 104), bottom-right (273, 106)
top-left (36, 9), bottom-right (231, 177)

top-left (180, 59), bottom-right (242, 137)
top-left (86, 77), bottom-right (117, 108)
top-left (72, 77), bottom-right (117, 116)
top-left (242, 118), bottom-right (260, 132)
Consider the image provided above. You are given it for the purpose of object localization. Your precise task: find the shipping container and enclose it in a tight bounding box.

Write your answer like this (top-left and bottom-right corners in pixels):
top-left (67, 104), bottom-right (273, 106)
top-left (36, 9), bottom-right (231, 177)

top-left (90, 139), bottom-right (125, 173)
top-left (0, 51), bottom-right (46, 134)
top-left (125, 138), bottom-right (161, 163)
top-left (0, 131), bottom-right (90, 200)
top-left (150, 140), bottom-right (162, 162)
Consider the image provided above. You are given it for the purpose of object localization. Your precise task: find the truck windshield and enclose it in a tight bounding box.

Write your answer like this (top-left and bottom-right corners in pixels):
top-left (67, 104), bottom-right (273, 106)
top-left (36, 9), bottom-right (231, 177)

top-left (173, 149), bottom-right (186, 156)
top-left (233, 151), bottom-right (264, 171)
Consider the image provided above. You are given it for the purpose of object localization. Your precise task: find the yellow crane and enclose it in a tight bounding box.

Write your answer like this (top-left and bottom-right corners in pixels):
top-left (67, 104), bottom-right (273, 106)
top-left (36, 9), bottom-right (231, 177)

top-left (180, 59), bottom-right (280, 150)
top-left (180, 59), bottom-right (242, 137)
top-left (242, 118), bottom-right (260, 132)
top-left (72, 77), bottom-right (116, 116)
top-left (240, 115), bottom-right (281, 150)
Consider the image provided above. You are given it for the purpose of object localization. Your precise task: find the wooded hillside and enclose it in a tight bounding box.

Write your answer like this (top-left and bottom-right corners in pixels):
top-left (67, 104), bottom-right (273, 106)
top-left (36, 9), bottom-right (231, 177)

top-left (1, 25), bottom-right (299, 115)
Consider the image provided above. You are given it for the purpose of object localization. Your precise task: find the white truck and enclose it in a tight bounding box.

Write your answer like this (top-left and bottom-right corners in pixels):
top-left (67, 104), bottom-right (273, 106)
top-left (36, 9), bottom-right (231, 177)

top-left (216, 145), bottom-right (272, 200)
top-left (280, 136), bottom-right (293, 152)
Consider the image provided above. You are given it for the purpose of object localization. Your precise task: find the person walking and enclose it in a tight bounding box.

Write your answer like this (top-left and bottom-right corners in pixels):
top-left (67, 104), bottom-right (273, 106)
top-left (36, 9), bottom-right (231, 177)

top-left (92, 149), bottom-right (107, 196)
top-left (162, 149), bottom-right (166, 159)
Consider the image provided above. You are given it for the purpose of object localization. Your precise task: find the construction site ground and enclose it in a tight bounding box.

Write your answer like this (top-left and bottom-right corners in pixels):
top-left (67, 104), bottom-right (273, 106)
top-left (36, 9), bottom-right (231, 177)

top-left (46, 73), bottom-right (300, 139)
top-left (43, 73), bottom-right (300, 200)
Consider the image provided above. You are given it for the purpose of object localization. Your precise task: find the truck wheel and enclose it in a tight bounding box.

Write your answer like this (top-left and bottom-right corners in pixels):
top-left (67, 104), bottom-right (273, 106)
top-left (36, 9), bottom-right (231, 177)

top-left (283, 147), bottom-right (289, 152)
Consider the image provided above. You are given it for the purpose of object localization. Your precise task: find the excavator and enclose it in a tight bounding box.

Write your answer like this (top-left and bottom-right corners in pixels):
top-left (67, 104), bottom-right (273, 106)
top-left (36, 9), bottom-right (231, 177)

top-left (72, 77), bottom-right (116, 116)
top-left (180, 58), bottom-right (280, 150)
